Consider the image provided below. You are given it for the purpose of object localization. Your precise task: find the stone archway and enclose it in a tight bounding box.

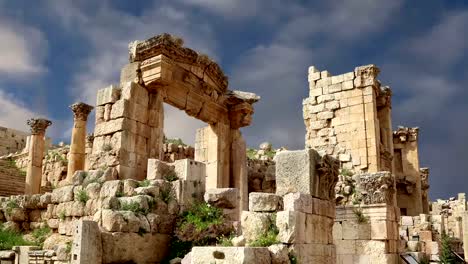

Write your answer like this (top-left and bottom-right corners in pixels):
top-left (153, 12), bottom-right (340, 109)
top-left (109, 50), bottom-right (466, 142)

top-left (90, 34), bottom-right (259, 210)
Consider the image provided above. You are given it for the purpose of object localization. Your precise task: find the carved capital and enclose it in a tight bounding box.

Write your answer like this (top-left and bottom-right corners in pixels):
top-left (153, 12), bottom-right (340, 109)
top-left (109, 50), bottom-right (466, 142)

top-left (229, 102), bottom-right (254, 129)
top-left (356, 171), bottom-right (395, 205)
top-left (393, 126), bottom-right (419, 143)
top-left (354, 64), bottom-right (380, 88)
top-left (27, 118), bottom-right (52, 135)
top-left (70, 102), bottom-right (94, 121)
top-left (316, 154), bottom-right (340, 200)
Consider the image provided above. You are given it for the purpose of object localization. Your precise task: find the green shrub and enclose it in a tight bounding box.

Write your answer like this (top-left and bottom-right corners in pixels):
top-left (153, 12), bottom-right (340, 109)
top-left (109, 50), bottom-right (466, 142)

top-left (180, 203), bottom-right (223, 231)
top-left (0, 225), bottom-right (32, 250)
top-left (264, 150), bottom-right (276, 159)
top-left (249, 213), bottom-right (279, 247)
top-left (289, 253), bottom-right (298, 264)
top-left (216, 234), bottom-right (234, 246)
top-left (120, 201), bottom-right (148, 215)
top-left (353, 208), bottom-right (368, 224)
top-left (439, 233), bottom-right (461, 263)
top-left (65, 241), bottom-right (72, 253)
top-left (165, 138), bottom-right (186, 146)
top-left (5, 199), bottom-right (19, 214)
top-left (138, 179), bottom-right (151, 187)
top-left (159, 184), bottom-right (175, 203)
top-left (59, 210), bottom-right (66, 221)
top-left (76, 190), bottom-right (89, 204)
top-left (164, 171), bottom-right (179, 182)
top-left (340, 168), bottom-right (354, 177)
top-left (246, 148), bottom-right (257, 159)
top-left (31, 227), bottom-right (51, 248)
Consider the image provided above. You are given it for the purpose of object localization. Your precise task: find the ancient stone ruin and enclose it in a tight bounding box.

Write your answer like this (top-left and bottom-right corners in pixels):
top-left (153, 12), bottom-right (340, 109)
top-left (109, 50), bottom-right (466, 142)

top-left (0, 33), bottom-right (467, 264)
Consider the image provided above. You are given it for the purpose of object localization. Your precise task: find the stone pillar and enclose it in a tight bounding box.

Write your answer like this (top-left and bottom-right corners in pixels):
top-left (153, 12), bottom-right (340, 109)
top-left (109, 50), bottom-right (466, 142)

top-left (25, 118), bottom-right (52, 194)
top-left (463, 212), bottom-right (468, 261)
top-left (148, 92), bottom-right (164, 159)
top-left (84, 133), bottom-right (94, 170)
top-left (231, 129), bottom-right (248, 212)
top-left (194, 123), bottom-right (230, 189)
top-left (67, 102), bottom-right (93, 180)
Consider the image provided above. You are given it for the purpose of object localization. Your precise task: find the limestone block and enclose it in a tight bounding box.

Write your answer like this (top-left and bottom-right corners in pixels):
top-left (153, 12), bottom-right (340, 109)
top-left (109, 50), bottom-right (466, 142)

top-left (406, 241), bottom-right (421, 252)
top-left (342, 80), bottom-right (354, 90)
top-left (355, 240), bottom-right (388, 255)
top-left (326, 101), bottom-right (340, 110)
top-left (241, 211), bottom-right (272, 243)
top-left (173, 159), bottom-right (206, 182)
top-left (328, 83), bottom-right (342, 93)
top-left (4, 208), bottom-right (26, 222)
top-left (135, 186), bottom-right (159, 197)
top-left (268, 244), bottom-right (289, 264)
top-left (309, 72), bottom-right (321, 82)
top-left (425, 241), bottom-right (439, 255)
top-left (121, 82), bottom-right (148, 106)
top-left (283, 192), bottom-right (313, 214)
top-left (118, 195), bottom-right (152, 213)
top-left (419, 230), bottom-right (432, 241)
top-left (204, 188), bottom-right (239, 209)
top-left (85, 182), bottom-right (102, 199)
top-left (370, 220), bottom-right (392, 240)
top-left (309, 103), bottom-right (325, 113)
top-left (122, 179), bottom-right (139, 196)
top-left (52, 186), bottom-right (75, 203)
top-left (146, 213), bottom-right (175, 234)
top-left (96, 85), bottom-right (120, 106)
top-left (336, 240), bottom-right (356, 255)
top-left (401, 216), bottom-right (414, 226)
top-left (290, 244), bottom-right (336, 264)
top-left (249, 192), bottom-right (282, 212)
top-left (100, 180), bottom-right (123, 198)
top-left (101, 232), bottom-right (170, 264)
top-left (71, 220), bottom-right (102, 264)
top-left (276, 211), bottom-right (306, 244)
top-left (310, 87), bottom-right (323, 97)
top-left (317, 111), bottom-right (334, 120)
top-left (101, 209), bottom-right (126, 232)
top-left (191, 247), bottom-right (271, 264)
top-left (275, 149), bottom-right (320, 196)
top-left (147, 159), bottom-right (174, 180)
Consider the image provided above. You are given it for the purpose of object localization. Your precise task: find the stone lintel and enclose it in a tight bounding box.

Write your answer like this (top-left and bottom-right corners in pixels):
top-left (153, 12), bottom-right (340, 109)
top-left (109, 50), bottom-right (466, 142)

top-left (27, 118), bottom-right (52, 135)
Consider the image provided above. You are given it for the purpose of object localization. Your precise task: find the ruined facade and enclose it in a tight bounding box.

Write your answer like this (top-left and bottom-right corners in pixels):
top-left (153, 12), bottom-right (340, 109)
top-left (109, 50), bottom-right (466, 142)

top-left (0, 126), bottom-right (29, 156)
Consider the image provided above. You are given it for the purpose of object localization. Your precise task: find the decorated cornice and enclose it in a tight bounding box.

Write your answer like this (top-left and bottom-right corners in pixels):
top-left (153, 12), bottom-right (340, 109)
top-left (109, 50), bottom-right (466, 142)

top-left (393, 126), bottom-right (419, 143)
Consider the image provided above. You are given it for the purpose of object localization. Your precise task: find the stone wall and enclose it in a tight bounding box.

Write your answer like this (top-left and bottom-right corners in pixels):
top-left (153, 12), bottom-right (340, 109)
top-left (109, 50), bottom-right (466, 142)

top-left (247, 159), bottom-right (275, 194)
top-left (303, 65), bottom-right (393, 173)
top-left (0, 126), bottom-right (29, 156)
top-left (334, 172), bottom-right (400, 264)
top-left (393, 127), bottom-right (424, 216)
top-left (162, 142), bottom-right (195, 162)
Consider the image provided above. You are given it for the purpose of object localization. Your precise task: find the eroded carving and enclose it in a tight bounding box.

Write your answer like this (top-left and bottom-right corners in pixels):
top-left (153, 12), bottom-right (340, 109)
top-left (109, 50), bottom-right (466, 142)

top-left (316, 154), bottom-right (340, 200)
top-left (27, 118), bottom-right (52, 135)
top-left (356, 171), bottom-right (395, 205)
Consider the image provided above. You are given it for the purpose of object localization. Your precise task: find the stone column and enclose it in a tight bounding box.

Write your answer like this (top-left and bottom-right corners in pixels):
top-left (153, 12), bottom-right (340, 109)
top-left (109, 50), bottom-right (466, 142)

top-left (463, 212), bottom-right (468, 261)
top-left (67, 102), bottom-right (93, 180)
top-left (231, 129), bottom-right (248, 212)
top-left (25, 118), bottom-right (52, 194)
top-left (84, 133), bottom-right (94, 170)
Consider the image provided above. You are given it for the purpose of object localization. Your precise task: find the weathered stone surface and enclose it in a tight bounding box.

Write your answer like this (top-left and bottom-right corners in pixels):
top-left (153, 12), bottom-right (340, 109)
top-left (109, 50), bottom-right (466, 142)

top-left (96, 85), bottom-right (120, 106)
top-left (101, 232), bottom-right (170, 264)
top-left (241, 211), bottom-right (272, 243)
top-left (4, 208), bottom-right (27, 222)
top-left (268, 244), bottom-right (290, 264)
top-left (248, 192), bottom-right (282, 212)
top-left (204, 188), bottom-right (239, 209)
top-left (283, 192), bottom-right (313, 214)
top-left (276, 211), bottom-right (306, 244)
top-left (70, 220), bottom-right (102, 264)
top-left (52, 186), bottom-right (75, 203)
top-left (43, 233), bottom-right (73, 250)
top-left (147, 159), bottom-right (174, 180)
top-left (275, 149), bottom-right (320, 196)
top-left (191, 247), bottom-right (271, 264)
top-left (99, 180), bottom-right (123, 198)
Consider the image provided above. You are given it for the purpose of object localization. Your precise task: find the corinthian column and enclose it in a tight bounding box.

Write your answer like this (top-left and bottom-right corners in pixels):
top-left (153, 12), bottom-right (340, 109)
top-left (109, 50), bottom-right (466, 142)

top-left (66, 102), bottom-right (93, 180)
top-left (25, 118), bottom-right (52, 194)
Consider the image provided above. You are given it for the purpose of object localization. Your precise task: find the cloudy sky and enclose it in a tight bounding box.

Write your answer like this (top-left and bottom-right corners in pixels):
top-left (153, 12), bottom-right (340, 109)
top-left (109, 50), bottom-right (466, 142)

top-left (0, 0), bottom-right (467, 199)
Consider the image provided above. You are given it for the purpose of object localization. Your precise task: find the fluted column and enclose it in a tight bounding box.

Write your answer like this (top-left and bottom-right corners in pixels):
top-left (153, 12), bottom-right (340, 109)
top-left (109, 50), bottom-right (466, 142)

top-left (67, 102), bottom-right (93, 180)
top-left (25, 118), bottom-right (52, 194)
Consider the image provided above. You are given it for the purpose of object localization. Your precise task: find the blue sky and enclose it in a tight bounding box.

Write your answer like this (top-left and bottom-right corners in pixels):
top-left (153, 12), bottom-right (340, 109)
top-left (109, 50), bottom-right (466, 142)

top-left (0, 0), bottom-right (467, 199)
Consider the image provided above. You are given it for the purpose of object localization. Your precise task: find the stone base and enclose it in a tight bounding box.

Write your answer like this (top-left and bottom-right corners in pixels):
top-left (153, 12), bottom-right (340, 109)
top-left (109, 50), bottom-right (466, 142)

top-left (190, 247), bottom-right (271, 264)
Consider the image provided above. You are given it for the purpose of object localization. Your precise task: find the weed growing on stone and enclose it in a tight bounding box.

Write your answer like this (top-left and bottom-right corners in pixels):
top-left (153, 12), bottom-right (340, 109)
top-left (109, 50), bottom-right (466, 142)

top-left (5, 199), bottom-right (19, 214)
top-left (120, 201), bottom-right (148, 215)
top-left (216, 234), bottom-right (234, 246)
top-left (31, 227), bottom-right (51, 248)
top-left (165, 138), bottom-right (186, 146)
top-left (101, 144), bottom-right (112, 152)
top-left (76, 190), bottom-right (89, 204)
top-left (59, 210), bottom-right (66, 221)
top-left (353, 207), bottom-right (368, 224)
top-left (340, 168), bottom-right (354, 177)
top-left (246, 148), bottom-right (257, 159)
top-left (159, 184), bottom-right (175, 203)
top-left (249, 213), bottom-right (279, 247)
top-left (163, 171), bottom-right (179, 182)
top-left (180, 203), bottom-right (223, 231)
top-left (138, 179), bottom-right (151, 187)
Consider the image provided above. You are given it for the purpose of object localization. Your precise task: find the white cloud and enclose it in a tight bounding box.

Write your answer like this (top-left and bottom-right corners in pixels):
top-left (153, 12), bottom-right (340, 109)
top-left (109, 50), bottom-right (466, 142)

top-left (0, 20), bottom-right (47, 76)
top-left (405, 11), bottom-right (468, 68)
top-left (0, 89), bottom-right (39, 132)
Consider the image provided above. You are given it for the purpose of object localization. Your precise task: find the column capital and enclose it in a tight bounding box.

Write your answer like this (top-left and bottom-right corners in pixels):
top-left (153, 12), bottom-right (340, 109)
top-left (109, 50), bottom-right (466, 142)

top-left (70, 102), bottom-right (94, 121)
top-left (27, 118), bottom-right (52, 135)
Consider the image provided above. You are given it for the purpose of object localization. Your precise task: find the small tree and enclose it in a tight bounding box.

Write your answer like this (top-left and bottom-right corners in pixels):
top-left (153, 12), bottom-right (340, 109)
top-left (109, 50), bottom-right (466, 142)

top-left (439, 233), bottom-right (458, 264)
